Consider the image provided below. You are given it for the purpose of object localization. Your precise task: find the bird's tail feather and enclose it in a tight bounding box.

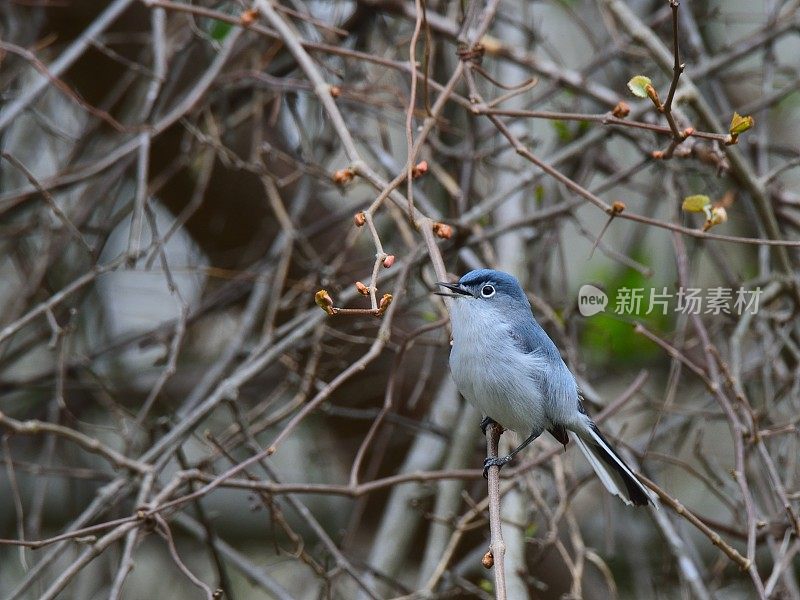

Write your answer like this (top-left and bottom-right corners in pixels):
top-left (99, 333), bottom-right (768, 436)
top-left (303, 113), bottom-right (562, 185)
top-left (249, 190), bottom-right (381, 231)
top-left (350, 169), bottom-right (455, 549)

top-left (573, 425), bottom-right (656, 508)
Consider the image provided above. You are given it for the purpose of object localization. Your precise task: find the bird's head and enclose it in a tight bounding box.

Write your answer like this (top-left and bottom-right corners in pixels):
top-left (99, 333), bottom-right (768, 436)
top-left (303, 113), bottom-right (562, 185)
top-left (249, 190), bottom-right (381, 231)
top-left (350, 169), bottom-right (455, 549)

top-left (436, 269), bottom-right (530, 312)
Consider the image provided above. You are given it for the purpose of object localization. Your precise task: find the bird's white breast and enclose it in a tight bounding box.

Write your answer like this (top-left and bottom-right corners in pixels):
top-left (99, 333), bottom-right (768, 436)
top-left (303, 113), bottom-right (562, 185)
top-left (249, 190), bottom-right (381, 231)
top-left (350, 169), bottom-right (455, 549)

top-left (448, 301), bottom-right (549, 435)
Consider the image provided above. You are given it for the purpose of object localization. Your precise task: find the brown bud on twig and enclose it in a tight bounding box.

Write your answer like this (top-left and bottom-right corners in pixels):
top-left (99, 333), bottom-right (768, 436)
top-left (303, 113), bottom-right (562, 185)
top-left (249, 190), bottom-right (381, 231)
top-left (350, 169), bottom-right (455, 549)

top-left (240, 8), bottom-right (258, 25)
top-left (314, 289), bottom-right (336, 315)
top-left (682, 127), bottom-right (694, 138)
top-left (611, 200), bottom-right (626, 215)
top-left (382, 255), bottom-right (395, 269)
top-left (456, 42), bottom-right (486, 63)
top-left (329, 85), bottom-right (342, 98)
top-left (611, 101), bottom-right (630, 118)
top-left (432, 222), bottom-right (453, 239)
top-left (482, 551), bottom-right (494, 569)
top-left (332, 167), bottom-right (355, 185)
top-left (411, 160), bottom-right (429, 179)
top-left (377, 293), bottom-right (393, 315)
top-left (645, 84), bottom-right (662, 110)
top-left (353, 212), bottom-right (366, 227)
top-left (355, 281), bottom-right (369, 296)
top-left (651, 150), bottom-right (664, 159)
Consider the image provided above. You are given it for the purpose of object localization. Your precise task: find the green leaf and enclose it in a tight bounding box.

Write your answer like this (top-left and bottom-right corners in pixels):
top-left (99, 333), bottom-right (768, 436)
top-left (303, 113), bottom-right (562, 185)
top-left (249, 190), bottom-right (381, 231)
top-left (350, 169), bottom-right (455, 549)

top-left (535, 185), bottom-right (545, 206)
top-left (209, 20), bottom-right (233, 40)
top-left (681, 194), bottom-right (711, 213)
top-left (552, 120), bottom-right (572, 142)
top-left (729, 112), bottom-right (754, 135)
top-left (627, 75), bottom-right (652, 98)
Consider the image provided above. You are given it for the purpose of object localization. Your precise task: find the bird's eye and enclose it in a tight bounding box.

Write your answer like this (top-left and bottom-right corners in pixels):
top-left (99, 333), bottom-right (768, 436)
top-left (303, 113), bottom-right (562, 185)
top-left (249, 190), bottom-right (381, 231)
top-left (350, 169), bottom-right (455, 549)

top-left (481, 285), bottom-right (495, 298)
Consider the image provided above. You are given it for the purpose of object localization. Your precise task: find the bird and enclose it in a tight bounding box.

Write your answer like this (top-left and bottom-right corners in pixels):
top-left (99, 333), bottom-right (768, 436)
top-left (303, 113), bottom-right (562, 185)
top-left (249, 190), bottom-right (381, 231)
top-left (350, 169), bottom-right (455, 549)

top-left (436, 268), bottom-right (655, 507)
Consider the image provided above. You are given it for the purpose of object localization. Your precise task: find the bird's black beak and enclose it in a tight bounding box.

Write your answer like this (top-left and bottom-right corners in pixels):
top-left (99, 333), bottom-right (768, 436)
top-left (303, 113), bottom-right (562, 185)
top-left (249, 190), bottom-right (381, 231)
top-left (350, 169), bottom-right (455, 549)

top-left (435, 281), bottom-right (472, 298)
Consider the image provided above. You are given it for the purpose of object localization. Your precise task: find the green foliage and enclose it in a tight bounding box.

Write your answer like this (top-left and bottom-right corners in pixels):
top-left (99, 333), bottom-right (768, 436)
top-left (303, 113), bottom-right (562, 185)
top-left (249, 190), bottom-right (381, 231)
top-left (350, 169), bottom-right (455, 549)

top-left (552, 119), bottom-right (591, 143)
top-left (534, 185), bottom-right (545, 206)
top-left (777, 90), bottom-right (800, 109)
top-left (420, 310), bottom-right (439, 322)
top-left (552, 120), bottom-right (572, 142)
top-left (209, 19), bottom-right (233, 40)
top-left (729, 112), bottom-right (754, 135)
top-left (681, 194), bottom-right (711, 213)
top-left (205, 3), bottom-right (238, 41)
top-left (627, 75), bottom-right (653, 98)
top-left (682, 194), bottom-right (728, 231)
top-left (579, 264), bottom-right (669, 367)
top-left (582, 312), bottom-right (659, 365)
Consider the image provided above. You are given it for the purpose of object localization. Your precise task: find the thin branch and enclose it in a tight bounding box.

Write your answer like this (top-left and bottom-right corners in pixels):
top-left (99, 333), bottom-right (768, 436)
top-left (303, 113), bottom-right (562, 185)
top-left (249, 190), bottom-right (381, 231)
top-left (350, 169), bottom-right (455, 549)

top-left (484, 422), bottom-right (507, 600)
top-left (0, 411), bottom-right (150, 474)
top-left (639, 475), bottom-right (751, 570)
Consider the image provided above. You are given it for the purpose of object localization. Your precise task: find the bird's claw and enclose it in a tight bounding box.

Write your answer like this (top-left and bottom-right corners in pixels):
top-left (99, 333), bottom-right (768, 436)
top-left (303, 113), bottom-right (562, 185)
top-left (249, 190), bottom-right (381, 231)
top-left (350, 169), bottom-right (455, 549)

top-left (479, 416), bottom-right (501, 435)
top-left (482, 455), bottom-right (511, 479)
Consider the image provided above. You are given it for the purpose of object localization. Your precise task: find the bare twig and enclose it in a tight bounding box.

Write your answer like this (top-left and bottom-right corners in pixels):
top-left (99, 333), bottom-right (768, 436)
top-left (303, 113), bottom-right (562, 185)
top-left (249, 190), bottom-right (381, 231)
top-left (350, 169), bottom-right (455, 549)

top-left (639, 474), bottom-right (751, 570)
top-left (484, 422), bottom-right (507, 600)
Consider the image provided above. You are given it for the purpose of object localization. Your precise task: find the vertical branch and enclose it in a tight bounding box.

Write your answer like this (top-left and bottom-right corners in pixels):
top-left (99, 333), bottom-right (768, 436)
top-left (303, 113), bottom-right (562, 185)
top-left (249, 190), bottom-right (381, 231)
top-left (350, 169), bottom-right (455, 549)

top-left (127, 132), bottom-right (150, 262)
top-left (663, 0), bottom-right (684, 113)
top-left (661, 0), bottom-right (686, 157)
top-left (485, 421), bottom-right (507, 600)
top-left (404, 0), bottom-right (424, 221)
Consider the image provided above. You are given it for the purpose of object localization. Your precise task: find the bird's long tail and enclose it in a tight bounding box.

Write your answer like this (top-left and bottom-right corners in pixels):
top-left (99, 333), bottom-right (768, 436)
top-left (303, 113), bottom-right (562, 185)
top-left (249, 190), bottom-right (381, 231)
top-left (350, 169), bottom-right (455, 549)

top-left (572, 423), bottom-right (656, 507)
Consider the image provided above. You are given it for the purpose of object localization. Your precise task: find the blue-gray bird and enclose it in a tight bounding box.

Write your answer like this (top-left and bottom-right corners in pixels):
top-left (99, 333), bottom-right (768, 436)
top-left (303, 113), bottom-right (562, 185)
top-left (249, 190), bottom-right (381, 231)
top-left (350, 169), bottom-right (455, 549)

top-left (437, 269), bottom-right (655, 507)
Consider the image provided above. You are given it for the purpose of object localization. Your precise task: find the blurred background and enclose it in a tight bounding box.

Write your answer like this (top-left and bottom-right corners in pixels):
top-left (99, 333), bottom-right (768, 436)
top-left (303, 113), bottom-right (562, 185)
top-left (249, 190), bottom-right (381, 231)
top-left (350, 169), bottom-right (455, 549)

top-left (1, 0), bottom-right (799, 598)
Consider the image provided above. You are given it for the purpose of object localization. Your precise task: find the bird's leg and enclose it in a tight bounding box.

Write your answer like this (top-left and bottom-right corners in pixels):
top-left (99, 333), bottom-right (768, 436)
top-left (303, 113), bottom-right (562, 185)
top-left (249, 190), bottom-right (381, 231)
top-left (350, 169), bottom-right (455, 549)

top-left (483, 430), bottom-right (542, 479)
top-left (479, 416), bottom-right (500, 435)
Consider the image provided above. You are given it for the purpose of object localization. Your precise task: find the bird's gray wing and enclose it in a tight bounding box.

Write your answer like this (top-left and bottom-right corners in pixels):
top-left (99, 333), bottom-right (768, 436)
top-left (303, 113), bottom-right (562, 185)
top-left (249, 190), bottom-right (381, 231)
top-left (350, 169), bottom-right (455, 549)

top-left (510, 319), bottom-right (571, 445)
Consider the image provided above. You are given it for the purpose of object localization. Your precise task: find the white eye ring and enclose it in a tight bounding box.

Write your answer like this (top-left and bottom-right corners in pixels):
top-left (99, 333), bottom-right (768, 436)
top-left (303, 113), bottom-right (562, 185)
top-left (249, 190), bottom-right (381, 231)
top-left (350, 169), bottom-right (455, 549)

top-left (481, 285), bottom-right (495, 298)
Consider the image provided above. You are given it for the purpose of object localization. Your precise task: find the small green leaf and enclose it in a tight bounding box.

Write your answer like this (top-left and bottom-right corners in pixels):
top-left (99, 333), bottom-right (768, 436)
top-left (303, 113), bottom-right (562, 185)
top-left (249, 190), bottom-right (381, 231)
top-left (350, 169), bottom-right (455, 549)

top-left (209, 20), bottom-right (232, 41)
top-left (479, 579), bottom-right (494, 593)
top-left (682, 194), bottom-right (711, 213)
top-left (314, 289), bottom-right (335, 315)
top-left (627, 75), bottom-right (653, 98)
top-left (535, 185), bottom-right (545, 205)
top-left (729, 112), bottom-right (754, 135)
top-left (552, 120), bottom-right (572, 142)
